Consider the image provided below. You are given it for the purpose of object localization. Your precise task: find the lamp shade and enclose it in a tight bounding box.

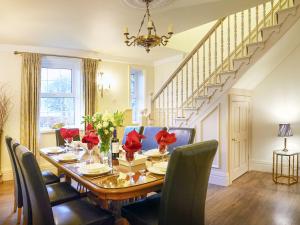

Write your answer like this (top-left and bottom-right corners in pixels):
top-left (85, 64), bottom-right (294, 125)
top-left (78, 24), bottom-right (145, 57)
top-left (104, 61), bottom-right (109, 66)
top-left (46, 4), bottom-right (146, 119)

top-left (278, 124), bottom-right (293, 137)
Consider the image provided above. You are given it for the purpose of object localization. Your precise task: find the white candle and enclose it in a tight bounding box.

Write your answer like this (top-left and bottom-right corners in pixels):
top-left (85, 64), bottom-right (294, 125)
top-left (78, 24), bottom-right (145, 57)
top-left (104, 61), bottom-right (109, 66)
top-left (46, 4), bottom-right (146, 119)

top-left (168, 24), bottom-right (173, 33)
top-left (124, 27), bottom-right (128, 33)
top-left (147, 20), bottom-right (153, 28)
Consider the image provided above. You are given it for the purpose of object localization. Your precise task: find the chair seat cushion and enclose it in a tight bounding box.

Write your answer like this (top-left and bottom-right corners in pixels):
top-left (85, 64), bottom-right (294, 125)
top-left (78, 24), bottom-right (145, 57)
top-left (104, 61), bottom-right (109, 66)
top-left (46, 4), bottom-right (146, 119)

top-left (42, 170), bottom-right (60, 185)
top-left (47, 182), bottom-right (80, 206)
top-left (53, 198), bottom-right (115, 225)
top-left (121, 194), bottom-right (161, 225)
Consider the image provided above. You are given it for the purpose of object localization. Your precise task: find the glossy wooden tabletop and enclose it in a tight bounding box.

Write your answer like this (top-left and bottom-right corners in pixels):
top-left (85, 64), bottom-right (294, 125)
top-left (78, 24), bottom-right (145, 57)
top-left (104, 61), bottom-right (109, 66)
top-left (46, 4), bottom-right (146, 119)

top-left (39, 148), bottom-right (165, 201)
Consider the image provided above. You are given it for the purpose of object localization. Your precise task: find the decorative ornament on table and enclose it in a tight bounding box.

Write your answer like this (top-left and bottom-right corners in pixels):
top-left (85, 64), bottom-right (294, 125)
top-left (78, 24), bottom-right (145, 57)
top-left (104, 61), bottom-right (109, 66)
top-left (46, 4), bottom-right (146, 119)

top-left (83, 111), bottom-right (124, 163)
top-left (122, 130), bottom-right (145, 178)
top-left (82, 128), bottom-right (100, 163)
top-left (60, 128), bottom-right (80, 150)
top-left (155, 130), bottom-right (176, 154)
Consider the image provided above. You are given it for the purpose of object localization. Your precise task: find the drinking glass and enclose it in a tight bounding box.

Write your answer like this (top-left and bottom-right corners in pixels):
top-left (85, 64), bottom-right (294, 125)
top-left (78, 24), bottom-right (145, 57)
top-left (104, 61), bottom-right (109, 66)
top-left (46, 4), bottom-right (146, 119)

top-left (64, 137), bottom-right (73, 152)
top-left (125, 151), bottom-right (135, 184)
top-left (87, 143), bottom-right (95, 164)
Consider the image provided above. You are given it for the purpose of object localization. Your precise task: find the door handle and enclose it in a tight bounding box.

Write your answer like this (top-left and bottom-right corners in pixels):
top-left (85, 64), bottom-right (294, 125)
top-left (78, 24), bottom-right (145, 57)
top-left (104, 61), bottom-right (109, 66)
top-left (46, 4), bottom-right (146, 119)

top-left (232, 138), bottom-right (239, 142)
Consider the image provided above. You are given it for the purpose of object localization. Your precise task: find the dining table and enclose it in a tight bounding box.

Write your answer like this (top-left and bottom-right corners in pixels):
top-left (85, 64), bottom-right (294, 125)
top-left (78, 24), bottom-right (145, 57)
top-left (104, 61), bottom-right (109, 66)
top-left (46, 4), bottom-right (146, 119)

top-left (39, 147), bottom-right (166, 212)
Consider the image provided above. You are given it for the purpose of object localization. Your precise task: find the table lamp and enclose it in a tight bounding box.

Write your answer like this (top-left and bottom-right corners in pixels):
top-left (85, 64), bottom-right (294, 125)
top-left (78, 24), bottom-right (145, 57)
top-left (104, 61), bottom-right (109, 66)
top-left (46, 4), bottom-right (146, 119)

top-left (278, 123), bottom-right (293, 152)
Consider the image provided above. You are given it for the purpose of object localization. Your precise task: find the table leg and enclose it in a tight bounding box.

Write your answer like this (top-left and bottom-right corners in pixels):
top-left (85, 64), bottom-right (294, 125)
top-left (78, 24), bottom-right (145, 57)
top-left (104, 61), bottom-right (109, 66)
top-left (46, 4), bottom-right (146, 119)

top-left (293, 155), bottom-right (295, 180)
top-left (281, 155), bottom-right (283, 176)
top-left (276, 154), bottom-right (278, 183)
top-left (288, 156), bottom-right (291, 185)
top-left (297, 154), bottom-right (299, 183)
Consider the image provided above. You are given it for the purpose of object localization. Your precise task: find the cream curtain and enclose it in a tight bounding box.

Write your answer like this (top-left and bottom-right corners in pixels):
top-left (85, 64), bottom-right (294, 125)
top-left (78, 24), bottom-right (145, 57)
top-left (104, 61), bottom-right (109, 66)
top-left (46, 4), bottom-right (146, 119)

top-left (20, 53), bottom-right (41, 155)
top-left (83, 58), bottom-right (98, 116)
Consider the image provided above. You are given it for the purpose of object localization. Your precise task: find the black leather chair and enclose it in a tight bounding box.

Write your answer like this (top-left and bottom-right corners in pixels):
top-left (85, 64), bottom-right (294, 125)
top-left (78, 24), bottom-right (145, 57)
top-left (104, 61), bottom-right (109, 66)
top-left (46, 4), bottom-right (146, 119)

top-left (6, 137), bottom-right (60, 185)
top-left (15, 144), bottom-right (115, 225)
top-left (11, 140), bottom-right (81, 224)
top-left (5, 136), bottom-right (23, 224)
top-left (121, 140), bottom-right (218, 225)
top-left (55, 128), bottom-right (80, 147)
top-left (121, 126), bottom-right (144, 145)
top-left (142, 126), bottom-right (167, 151)
top-left (167, 127), bottom-right (196, 153)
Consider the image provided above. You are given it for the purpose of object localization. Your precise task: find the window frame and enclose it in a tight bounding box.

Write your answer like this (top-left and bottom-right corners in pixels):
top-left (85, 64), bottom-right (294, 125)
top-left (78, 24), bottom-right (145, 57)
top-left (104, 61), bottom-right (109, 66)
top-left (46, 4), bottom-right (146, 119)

top-left (40, 56), bottom-right (84, 132)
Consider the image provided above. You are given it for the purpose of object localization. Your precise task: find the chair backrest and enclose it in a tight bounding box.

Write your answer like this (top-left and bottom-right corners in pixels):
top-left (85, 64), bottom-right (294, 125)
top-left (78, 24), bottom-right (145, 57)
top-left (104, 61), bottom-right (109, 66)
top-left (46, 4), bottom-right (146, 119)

top-left (141, 126), bottom-right (166, 151)
top-left (55, 128), bottom-right (80, 146)
top-left (5, 136), bottom-right (23, 208)
top-left (121, 126), bottom-right (144, 145)
top-left (15, 145), bottom-right (55, 225)
top-left (159, 140), bottom-right (218, 225)
top-left (11, 140), bottom-right (32, 225)
top-left (167, 127), bottom-right (196, 153)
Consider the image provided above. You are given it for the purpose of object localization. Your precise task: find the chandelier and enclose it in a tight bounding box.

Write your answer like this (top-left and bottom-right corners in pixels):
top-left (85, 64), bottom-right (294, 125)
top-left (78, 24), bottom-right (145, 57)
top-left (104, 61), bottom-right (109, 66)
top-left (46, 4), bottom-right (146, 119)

top-left (123, 0), bottom-right (174, 53)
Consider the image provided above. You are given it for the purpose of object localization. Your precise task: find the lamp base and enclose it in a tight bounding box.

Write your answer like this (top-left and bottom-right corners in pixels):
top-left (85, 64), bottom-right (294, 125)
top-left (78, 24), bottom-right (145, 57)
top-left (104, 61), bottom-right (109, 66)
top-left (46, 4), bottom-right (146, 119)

top-left (282, 138), bottom-right (288, 152)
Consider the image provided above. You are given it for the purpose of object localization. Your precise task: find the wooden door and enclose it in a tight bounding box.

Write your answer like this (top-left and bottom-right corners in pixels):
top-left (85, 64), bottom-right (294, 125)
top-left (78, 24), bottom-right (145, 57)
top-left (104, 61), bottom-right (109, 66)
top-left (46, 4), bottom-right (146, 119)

top-left (230, 95), bottom-right (251, 182)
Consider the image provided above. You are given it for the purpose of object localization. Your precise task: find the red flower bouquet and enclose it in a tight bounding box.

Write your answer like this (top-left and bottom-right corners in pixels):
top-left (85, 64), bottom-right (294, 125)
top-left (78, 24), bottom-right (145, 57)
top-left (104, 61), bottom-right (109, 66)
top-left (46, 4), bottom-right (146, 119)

top-left (122, 130), bottom-right (145, 161)
top-left (60, 128), bottom-right (79, 143)
top-left (82, 132), bottom-right (100, 150)
top-left (155, 130), bottom-right (177, 153)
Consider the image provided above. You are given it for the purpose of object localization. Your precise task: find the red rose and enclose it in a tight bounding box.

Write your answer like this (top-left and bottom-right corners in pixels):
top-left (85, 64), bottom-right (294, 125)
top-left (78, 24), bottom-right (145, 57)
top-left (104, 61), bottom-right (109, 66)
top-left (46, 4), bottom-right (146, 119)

top-left (85, 123), bottom-right (95, 134)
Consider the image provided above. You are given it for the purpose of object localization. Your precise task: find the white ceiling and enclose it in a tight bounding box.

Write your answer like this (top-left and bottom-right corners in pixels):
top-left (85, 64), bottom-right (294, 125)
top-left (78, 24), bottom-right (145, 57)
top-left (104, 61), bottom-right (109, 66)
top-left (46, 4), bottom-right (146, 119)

top-left (0, 0), bottom-right (268, 64)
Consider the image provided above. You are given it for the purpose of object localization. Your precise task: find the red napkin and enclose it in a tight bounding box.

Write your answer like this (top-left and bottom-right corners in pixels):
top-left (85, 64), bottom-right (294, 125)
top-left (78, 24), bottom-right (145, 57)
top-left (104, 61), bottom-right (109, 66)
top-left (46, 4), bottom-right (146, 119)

top-left (82, 132), bottom-right (100, 150)
top-left (122, 130), bottom-right (145, 161)
top-left (60, 128), bottom-right (79, 139)
top-left (155, 130), bottom-right (177, 151)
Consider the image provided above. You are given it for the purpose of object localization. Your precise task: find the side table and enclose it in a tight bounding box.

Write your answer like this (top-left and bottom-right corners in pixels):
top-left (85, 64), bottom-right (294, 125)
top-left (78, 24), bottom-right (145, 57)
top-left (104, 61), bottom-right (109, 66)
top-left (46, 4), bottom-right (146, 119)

top-left (273, 150), bottom-right (299, 185)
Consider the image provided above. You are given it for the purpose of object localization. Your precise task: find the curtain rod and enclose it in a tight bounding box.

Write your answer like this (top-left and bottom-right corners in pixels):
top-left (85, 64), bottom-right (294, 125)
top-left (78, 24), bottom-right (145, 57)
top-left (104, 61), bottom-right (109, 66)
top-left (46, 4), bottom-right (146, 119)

top-left (14, 51), bottom-right (102, 62)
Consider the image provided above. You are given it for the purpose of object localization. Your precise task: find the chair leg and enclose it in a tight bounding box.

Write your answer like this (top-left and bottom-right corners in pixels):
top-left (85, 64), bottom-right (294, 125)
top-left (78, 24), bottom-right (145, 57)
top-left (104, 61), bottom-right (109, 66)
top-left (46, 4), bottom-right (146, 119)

top-left (17, 207), bottom-right (22, 224)
top-left (13, 198), bottom-right (17, 213)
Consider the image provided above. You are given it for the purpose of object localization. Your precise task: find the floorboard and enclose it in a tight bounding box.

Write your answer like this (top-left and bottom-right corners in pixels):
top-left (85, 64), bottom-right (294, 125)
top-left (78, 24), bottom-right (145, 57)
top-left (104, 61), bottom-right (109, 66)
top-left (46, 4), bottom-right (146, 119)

top-left (1, 171), bottom-right (300, 225)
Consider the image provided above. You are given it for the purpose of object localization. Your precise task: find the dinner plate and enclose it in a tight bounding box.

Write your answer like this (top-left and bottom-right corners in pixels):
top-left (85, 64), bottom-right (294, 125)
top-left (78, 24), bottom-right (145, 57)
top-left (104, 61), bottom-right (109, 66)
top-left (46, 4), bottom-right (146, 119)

top-left (43, 147), bottom-right (65, 154)
top-left (147, 166), bottom-right (166, 175)
top-left (57, 153), bottom-right (78, 162)
top-left (143, 149), bottom-right (169, 157)
top-left (78, 164), bottom-right (112, 176)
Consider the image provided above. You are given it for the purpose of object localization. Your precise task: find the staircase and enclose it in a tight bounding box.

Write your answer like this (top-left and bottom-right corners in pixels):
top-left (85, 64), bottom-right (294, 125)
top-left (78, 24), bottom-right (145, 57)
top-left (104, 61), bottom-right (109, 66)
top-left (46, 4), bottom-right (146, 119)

top-left (150, 0), bottom-right (300, 127)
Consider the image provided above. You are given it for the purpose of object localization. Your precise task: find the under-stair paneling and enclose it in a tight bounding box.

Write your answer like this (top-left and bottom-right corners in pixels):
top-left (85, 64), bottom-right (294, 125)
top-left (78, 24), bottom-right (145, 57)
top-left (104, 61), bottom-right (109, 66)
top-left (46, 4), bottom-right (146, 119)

top-left (193, 95), bottom-right (230, 186)
top-left (200, 105), bottom-right (221, 168)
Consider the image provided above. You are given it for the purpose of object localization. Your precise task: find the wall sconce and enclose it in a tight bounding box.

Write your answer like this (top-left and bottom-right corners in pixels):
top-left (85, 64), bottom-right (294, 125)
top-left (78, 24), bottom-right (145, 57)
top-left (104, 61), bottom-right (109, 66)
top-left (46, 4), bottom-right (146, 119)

top-left (97, 72), bottom-right (111, 98)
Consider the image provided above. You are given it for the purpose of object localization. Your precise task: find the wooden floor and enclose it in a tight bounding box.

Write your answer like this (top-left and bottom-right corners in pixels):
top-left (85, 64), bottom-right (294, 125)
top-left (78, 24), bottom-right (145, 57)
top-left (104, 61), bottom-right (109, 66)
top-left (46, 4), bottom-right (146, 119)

top-left (1, 171), bottom-right (300, 225)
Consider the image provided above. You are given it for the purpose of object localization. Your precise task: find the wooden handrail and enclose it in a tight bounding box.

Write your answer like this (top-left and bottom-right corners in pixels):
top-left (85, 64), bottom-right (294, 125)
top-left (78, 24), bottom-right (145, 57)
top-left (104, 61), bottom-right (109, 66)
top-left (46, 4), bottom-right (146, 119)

top-left (152, 17), bottom-right (226, 102)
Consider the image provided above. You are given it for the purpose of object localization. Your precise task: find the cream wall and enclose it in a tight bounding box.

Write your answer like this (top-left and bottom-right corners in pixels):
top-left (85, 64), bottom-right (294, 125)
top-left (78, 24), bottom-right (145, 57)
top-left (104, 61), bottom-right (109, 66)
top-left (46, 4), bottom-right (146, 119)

top-left (251, 43), bottom-right (300, 172)
top-left (96, 62), bottom-right (154, 114)
top-left (0, 44), bottom-right (155, 181)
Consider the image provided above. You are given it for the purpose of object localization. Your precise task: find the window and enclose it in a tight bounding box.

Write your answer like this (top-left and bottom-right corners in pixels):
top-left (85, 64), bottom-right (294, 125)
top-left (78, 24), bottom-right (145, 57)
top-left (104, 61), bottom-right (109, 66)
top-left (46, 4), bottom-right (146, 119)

top-left (130, 68), bottom-right (145, 123)
top-left (40, 57), bottom-right (83, 131)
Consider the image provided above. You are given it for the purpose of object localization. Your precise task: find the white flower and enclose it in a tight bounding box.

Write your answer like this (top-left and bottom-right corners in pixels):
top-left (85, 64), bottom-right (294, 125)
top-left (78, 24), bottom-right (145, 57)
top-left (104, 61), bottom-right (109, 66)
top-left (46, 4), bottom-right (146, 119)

top-left (110, 127), bottom-right (114, 132)
top-left (103, 121), bottom-right (109, 128)
top-left (96, 123), bottom-right (102, 129)
top-left (104, 129), bottom-right (109, 135)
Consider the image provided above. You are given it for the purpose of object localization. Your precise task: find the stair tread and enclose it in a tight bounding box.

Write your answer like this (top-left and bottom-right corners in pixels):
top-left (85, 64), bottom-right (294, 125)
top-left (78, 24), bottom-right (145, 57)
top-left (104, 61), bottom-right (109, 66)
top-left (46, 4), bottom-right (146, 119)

top-left (247, 41), bottom-right (265, 47)
top-left (218, 70), bottom-right (237, 75)
top-left (261, 24), bottom-right (281, 31)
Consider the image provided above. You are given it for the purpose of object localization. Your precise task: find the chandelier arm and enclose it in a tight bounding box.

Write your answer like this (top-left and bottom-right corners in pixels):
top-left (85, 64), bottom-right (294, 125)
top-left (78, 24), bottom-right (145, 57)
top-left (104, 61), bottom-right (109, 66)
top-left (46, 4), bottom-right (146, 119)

top-left (137, 11), bottom-right (147, 37)
top-left (125, 34), bottom-right (137, 40)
